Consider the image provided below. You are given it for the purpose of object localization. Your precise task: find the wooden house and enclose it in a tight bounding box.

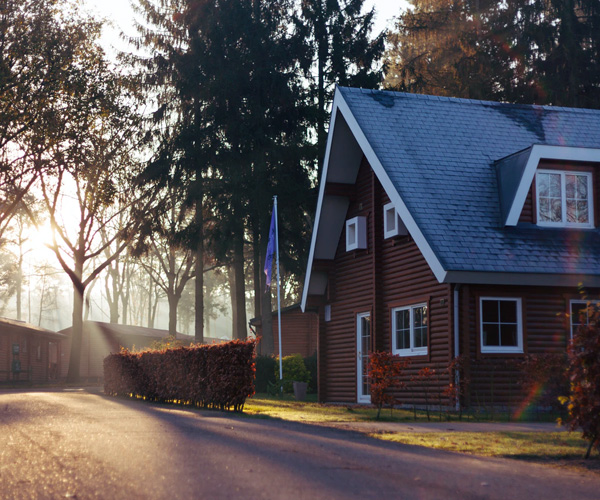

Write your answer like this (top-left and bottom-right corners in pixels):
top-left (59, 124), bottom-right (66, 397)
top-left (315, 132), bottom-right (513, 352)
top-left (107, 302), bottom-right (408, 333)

top-left (250, 304), bottom-right (318, 357)
top-left (0, 317), bottom-right (66, 384)
top-left (301, 87), bottom-right (600, 407)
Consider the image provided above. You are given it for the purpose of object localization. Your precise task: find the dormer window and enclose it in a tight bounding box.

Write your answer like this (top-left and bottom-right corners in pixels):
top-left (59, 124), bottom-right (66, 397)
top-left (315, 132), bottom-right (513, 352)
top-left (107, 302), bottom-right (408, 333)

top-left (536, 169), bottom-right (594, 228)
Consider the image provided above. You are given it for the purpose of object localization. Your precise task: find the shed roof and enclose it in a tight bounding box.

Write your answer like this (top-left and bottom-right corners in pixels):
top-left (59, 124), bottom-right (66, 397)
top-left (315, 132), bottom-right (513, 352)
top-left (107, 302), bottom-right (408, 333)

top-left (0, 317), bottom-right (67, 339)
top-left (59, 321), bottom-right (195, 343)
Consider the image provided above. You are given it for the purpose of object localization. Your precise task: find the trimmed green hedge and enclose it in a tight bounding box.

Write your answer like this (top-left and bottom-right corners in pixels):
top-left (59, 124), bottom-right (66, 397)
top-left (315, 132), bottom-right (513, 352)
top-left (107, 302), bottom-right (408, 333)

top-left (103, 339), bottom-right (257, 411)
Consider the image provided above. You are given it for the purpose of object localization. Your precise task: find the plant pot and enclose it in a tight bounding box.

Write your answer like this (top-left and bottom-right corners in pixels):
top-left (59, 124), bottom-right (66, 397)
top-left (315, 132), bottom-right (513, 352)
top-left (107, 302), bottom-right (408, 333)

top-left (293, 381), bottom-right (308, 401)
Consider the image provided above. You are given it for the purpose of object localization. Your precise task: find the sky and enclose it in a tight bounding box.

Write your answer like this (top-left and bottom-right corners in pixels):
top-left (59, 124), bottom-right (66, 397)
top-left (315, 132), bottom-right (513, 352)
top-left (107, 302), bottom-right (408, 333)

top-left (83, 0), bottom-right (410, 54)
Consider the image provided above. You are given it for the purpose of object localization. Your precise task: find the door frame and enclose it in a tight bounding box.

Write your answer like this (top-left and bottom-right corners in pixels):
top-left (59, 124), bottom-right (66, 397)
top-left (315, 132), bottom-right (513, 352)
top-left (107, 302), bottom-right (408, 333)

top-left (356, 311), bottom-right (371, 404)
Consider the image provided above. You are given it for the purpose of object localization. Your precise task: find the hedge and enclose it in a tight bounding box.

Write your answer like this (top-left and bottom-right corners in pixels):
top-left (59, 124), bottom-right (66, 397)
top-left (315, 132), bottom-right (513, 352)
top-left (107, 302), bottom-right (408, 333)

top-left (103, 338), bottom-right (257, 412)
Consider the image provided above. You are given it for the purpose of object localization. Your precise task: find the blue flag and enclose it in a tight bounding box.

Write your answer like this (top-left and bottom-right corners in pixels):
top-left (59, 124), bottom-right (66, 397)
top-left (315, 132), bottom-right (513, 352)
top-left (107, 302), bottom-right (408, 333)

top-left (264, 206), bottom-right (276, 291)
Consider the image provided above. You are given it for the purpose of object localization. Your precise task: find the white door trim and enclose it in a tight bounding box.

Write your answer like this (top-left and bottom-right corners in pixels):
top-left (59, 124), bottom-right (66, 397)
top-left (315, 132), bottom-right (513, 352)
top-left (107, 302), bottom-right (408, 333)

top-left (356, 311), bottom-right (371, 404)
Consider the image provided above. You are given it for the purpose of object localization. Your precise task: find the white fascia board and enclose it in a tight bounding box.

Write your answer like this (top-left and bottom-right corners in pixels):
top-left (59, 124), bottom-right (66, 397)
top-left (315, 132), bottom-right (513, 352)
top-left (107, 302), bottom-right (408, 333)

top-left (445, 270), bottom-right (600, 287)
top-left (301, 90), bottom-right (345, 312)
top-left (334, 92), bottom-right (447, 284)
top-left (506, 145), bottom-right (600, 226)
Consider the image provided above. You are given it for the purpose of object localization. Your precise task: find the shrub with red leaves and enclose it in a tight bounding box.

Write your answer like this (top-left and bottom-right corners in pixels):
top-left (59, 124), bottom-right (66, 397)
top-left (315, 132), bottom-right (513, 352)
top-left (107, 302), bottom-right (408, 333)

top-left (516, 353), bottom-right (568, 412)
top-left (561, 303), bottom-right (600, 458)
top-left (103, 339), bottom-right (257, 412)
top-left (367, 351), bottom-right (408, 419)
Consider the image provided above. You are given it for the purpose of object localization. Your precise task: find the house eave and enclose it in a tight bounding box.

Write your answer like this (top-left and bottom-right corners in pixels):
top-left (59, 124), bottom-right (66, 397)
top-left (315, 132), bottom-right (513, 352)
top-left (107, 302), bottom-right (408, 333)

top-left (445, 270), bottom-right (600, 287)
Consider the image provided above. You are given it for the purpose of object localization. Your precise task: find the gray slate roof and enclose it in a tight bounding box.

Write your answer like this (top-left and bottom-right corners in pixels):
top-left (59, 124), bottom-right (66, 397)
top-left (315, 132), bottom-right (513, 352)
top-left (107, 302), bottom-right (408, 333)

top-left (339, 86), bottom-right (600, 276)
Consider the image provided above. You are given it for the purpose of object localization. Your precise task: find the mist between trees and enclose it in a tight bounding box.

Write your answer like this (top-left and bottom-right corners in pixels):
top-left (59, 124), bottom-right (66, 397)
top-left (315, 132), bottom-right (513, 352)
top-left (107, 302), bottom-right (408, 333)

top-left (1, 0), bottom-right (599, 382)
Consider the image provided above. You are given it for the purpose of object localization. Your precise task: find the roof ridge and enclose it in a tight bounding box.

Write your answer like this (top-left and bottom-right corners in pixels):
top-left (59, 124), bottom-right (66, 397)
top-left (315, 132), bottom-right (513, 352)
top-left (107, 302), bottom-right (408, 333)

top-left (338, 86), bottom-right (600, 115)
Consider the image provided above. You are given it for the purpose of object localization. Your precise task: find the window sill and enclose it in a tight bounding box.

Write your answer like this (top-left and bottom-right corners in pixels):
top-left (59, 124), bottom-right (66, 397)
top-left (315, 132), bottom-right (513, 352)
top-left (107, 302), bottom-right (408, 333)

top-left (392, 350), bottom-right (428, 358)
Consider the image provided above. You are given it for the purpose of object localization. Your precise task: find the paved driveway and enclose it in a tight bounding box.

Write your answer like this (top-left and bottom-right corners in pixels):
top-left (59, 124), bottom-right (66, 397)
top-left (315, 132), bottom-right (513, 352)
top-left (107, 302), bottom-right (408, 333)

top-left (1, 388), bottom-right (599, 500)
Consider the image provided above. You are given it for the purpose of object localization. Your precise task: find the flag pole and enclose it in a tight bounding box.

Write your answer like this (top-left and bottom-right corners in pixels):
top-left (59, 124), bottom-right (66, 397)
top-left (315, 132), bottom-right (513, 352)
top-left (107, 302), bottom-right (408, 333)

top-left (274, 196), bottom-right (283, 388)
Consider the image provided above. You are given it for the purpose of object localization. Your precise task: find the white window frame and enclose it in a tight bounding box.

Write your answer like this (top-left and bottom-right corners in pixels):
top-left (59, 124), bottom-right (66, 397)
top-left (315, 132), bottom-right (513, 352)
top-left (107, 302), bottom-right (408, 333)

top-left (479, 297), bottom-right (523, 354)
top-left (536, 169), bottom-right (594, 228)
top-left (569, 300), bottom-right (600, 339)
top-left (383, 203), bottom-right (407, 239)
top-left (324, 304), bottom-right (331, 322)
top-left (391, 303), bottom-right (428, 357)
top-left (346, 216), bottom-right (367, 251)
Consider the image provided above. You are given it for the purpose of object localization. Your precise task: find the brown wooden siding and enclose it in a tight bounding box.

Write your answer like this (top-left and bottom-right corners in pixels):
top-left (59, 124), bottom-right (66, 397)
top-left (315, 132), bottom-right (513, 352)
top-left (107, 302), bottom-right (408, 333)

top-left (320, 157), bottom-right (452, 404)
top-left (461, 284), bottom-right (599, 407)
top-left (519, 189), bottom-right (534, 223)
top-left (271, 308), bottom-right (318, 358)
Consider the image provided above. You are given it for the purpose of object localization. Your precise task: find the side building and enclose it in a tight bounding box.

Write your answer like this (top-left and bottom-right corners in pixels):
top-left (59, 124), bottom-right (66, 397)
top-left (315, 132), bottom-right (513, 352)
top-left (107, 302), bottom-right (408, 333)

top-left (250, 304), bottom-right (318, 357)
top-left (0, 317), bottom-right (66, 383)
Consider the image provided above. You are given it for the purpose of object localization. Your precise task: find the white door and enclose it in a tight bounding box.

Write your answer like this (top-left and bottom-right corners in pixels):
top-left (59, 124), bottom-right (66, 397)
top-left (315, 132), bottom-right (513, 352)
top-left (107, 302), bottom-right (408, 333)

top-left (356, 312), bottom-right (371, 403)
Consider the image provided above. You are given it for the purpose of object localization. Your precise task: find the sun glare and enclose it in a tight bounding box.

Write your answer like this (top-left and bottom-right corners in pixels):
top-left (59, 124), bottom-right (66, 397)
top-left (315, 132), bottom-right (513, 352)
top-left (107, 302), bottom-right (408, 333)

top-left (25, 221), bottom-right (56, 254)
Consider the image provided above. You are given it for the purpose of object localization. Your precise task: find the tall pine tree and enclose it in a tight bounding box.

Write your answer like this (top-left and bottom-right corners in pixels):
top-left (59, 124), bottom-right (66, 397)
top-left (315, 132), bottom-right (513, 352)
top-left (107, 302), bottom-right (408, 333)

top-left (130, 0), bottom-right (312, 346)
top-left (301, 0), bottom-right (385, 167)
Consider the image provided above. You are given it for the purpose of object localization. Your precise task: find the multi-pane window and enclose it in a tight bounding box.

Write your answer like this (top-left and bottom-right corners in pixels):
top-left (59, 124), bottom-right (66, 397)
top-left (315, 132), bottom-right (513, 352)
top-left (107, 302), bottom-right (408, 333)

top-left (480, 297), bottom-right (523, 353)
top-left (570, 300), bottom-right (600, 339)
top-left (392, 303), bottom-right (427, 356)
top-left (536, 170), bottom-right (593, 227)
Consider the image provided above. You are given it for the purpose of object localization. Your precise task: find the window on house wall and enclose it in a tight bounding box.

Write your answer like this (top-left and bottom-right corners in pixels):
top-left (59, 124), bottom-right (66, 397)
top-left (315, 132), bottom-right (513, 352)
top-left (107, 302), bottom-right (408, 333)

top-left (536, 170), bottom-right (594, 227)
top-left (392, 303), bottom-right (428, 356)
top-left (346, 216), bottom-right (367, 251)
top-left (324, 304), bottom-right (331, 322)
top-left (480, 297), bottom-right (523, 353)
top-left (383, 203), bottom-right (407, 239)
top-left (570, 300), bottom-right (600, 339)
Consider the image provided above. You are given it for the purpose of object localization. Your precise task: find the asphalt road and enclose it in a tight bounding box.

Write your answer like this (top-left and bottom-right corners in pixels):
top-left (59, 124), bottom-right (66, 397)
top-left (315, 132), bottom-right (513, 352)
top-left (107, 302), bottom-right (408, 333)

top-left (1, 388), bottom-right (599, 500)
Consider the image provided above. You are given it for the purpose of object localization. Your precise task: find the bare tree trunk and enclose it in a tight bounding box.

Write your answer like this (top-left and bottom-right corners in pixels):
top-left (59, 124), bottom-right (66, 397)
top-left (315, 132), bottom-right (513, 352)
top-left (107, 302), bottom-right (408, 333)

top-left (168, 293), bottom-right (178, 337)
top-left (67, 258), bottom-right (85, 383)
top-left (147, 268), bottom-right (153, 328)
top-left (233, 234), bottom-right (247, 340)
top-left (260, 224), bottom-right (274, 354)
top-left (105, 264), bottom-right (119, 323)
top-left (194, 204), bottom-right (204, 343)
top-left (252, 223), bottom-right (261, 320)
top-left (16, 253), bottom-right (22, 321)
top-left (228, 265), bottom-right (238, 338)
top-left (37, 275), bottom-right (46, 327)
top-left (121, 260), bottom-right (130, 325)
top-left (83, 277), bottom-right (98, 322)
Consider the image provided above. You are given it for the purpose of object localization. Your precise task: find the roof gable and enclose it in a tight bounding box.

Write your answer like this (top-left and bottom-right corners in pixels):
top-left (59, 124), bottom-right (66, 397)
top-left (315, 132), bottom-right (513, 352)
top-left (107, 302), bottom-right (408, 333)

top-left (302, 87), bottom-right (600, 310)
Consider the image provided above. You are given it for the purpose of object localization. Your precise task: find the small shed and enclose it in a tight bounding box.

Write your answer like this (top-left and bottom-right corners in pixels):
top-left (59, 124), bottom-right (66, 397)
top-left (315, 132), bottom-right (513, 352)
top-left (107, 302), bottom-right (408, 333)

top-left (59, 322), bottom-right (198, 379)
top-left (0, 317), bottom-right (66, 384)
top-left (251, 305), bottom-right (318, 357)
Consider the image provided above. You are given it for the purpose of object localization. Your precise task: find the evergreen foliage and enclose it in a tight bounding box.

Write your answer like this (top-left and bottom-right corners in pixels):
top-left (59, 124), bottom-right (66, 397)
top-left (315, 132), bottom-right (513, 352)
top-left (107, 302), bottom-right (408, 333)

top-left (385, 0), bottom-right (600, 108)
top-left (301, 0), bottom-right (385, 166)
top-left (130, 0), bottom-right (314, 345)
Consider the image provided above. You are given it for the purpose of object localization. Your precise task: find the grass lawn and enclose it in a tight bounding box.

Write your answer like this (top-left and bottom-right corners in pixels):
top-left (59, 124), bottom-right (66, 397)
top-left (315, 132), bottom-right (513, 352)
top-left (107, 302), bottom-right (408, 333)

top-left (244, 393), bottom-right (429, 423)
top-left (243, 394), bottom-right (600, 474)
top-left (373, 431), bottom-right (600, 473)
top-left (244, 394), bottom-right (559, 424)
